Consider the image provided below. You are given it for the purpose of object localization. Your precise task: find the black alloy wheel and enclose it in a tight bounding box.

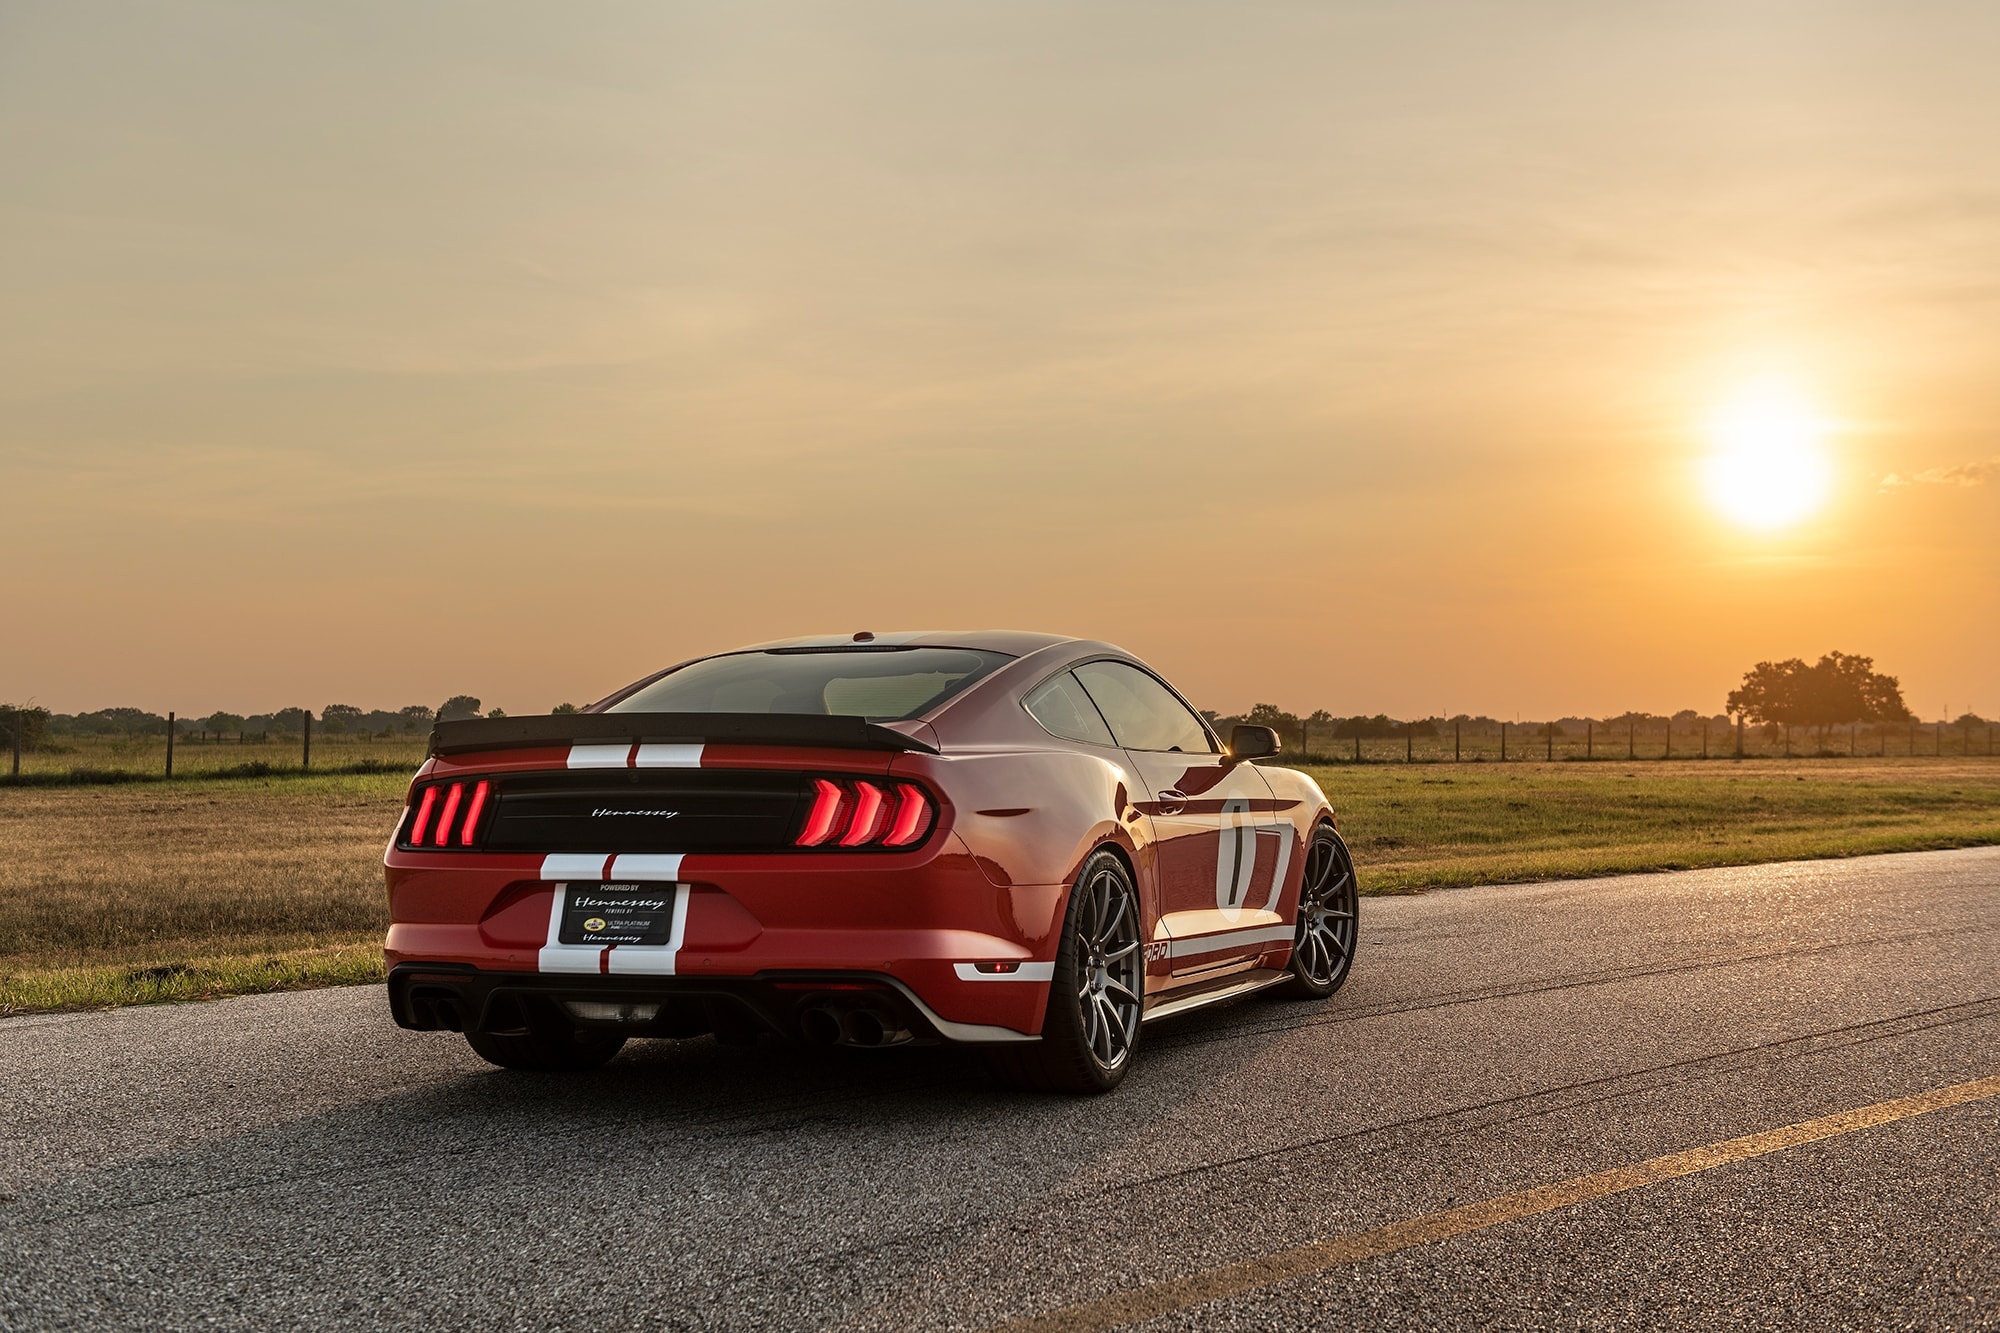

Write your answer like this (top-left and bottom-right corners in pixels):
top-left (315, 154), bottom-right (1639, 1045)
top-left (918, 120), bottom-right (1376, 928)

top-left (992, 849), bottom-right (1144, 1094)
top-left (1277, 823), bottom-right (1358, 999)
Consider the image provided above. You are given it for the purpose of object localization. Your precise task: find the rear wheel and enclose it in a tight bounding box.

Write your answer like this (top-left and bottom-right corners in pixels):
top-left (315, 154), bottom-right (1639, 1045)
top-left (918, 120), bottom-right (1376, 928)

top-left (464, 1025), bottom-right (626, 1072)
top-left (991, 850), bottom-right (1144, 1094)
top-left (1276, 823), bottom-right (1358, 999)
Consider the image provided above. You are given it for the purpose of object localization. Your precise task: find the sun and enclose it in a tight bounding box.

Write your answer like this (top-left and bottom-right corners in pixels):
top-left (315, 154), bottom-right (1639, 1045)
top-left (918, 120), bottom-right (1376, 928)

top-left (1700, 381), bottom-right (1833, 531)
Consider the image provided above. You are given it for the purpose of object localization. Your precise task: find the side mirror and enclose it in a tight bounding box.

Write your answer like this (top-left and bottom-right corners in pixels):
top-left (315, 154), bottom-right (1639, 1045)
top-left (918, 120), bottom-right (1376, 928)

top-left (1228, 724), bottom-right (1281, 763)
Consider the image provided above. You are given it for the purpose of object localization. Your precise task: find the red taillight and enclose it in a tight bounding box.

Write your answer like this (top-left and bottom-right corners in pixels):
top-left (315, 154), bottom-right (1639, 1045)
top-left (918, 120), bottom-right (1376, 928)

top-left (839, 782), bottom-right (887, 846)
top-left (408, 786), bottom-right (439, 845)
top-left (459, 780), bottom-right (489, 847)
top-left (432, 783), bottom-right (464, 847)
top-left (796, 778), bottom-right (844, 847)
top-left (797, 778), bottom-right (934, 849)
top-left (882, 783), bottom-right (931, 847)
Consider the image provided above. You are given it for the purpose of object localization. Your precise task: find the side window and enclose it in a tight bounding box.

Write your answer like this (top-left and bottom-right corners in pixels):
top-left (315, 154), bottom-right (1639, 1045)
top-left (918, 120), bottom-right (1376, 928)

top-left (1072, 661), bottom-right (1215, 754)
top-left (1023, 672), bottom-right (1117, 747)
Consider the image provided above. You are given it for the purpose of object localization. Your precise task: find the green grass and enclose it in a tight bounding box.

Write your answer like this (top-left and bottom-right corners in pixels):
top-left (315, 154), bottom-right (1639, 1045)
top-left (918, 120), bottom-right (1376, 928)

top-left (1308, 758), bottom-right (2000, 892)
top-left (1, 758), bottom-right (1996, 1017)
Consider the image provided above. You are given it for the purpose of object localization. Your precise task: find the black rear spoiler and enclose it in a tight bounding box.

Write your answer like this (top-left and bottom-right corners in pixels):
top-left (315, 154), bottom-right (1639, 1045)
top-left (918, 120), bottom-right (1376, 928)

top-left (427, 712), bottom-right (939, 757)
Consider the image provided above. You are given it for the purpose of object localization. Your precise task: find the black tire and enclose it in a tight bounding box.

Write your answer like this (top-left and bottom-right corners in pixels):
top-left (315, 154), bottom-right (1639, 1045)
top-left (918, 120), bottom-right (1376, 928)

top-left (1276, 823), bottom-right (1358, 999)
top-left (464, 1025), bottom-right (626, 1072)
top-left (990, 849), bottom-right (1144, 1094)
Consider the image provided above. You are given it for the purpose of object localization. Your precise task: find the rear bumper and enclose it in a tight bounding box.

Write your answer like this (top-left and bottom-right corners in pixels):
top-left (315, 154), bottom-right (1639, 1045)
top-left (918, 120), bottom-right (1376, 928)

top-left (383, 840), bottom-right (1067, 1041)
top-left (389, 964), bottom-right (1038, 1045)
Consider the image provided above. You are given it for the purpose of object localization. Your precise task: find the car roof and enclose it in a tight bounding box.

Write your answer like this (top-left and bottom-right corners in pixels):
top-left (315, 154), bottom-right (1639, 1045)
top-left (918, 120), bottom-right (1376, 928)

top-left (733, 629), bottom-right (1080, 657)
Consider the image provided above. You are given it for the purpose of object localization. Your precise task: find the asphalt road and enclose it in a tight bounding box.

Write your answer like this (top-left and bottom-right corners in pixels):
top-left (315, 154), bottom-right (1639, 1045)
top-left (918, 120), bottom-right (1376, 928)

top-left (3, 848), bottom-right (1997, 1331)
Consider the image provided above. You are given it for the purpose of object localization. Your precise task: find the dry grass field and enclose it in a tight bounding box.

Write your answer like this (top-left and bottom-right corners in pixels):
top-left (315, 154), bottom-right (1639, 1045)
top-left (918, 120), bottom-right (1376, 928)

top-left (2, 757), bottom-right (1996, 1015)
top-left (2, 733), bottom-right (430, 782)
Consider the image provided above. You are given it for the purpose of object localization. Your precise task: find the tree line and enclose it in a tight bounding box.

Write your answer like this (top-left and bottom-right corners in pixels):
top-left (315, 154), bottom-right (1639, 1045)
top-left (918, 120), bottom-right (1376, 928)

top-left (1204, 652), bottom-right (1971, 750)
top-left (0, 695), bottom-right (573, 752)
top-left (1, 651), bottom-right (1977, 757)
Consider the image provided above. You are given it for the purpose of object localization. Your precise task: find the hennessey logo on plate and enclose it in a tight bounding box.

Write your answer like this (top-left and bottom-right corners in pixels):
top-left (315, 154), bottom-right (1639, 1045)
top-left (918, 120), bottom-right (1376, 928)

top-left (590, 808), bottom-right (679, 818)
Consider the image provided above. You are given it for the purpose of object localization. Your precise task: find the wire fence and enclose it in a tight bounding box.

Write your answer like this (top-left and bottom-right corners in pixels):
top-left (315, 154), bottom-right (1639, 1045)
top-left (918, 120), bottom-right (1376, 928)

top-left (1284, 716), bottom-right (2000, 765)
top-left (3, 709), bottom-right (1996, 784)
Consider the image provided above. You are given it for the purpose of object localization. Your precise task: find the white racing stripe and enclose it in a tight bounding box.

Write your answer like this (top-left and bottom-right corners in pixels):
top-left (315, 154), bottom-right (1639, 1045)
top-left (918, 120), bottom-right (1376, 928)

top-left (1167, 923), bottom-right (1295, 960)
top-left (565, 741), bottom-right (707, 769)
top-left (567, 744), bottom-right (632, 769)
top-left (953, 962), bottom-right (1057, 982)
top-left (535, 852), bottom-right (689, 975)
top-left (635, 743), bottom-right (703, 768)
top-left (540, 853), bottom-right (612, 881)
top-left (607, 887), bottom-right (691, 976)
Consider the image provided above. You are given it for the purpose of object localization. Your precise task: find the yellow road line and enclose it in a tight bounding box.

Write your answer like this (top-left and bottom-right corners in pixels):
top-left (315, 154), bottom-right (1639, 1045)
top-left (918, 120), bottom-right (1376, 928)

top-left (991, 1072), bottom-right (2000, 1333)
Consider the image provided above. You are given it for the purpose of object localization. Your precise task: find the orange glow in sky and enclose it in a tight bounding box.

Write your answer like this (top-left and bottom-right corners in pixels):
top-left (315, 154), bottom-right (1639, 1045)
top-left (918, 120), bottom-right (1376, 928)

top-left (3, 5), bottom-right (1997, 722)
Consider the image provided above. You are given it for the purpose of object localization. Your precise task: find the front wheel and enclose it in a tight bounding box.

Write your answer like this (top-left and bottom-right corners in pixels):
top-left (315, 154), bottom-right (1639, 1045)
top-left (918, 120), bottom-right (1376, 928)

top-left (1276, 823), bottom-right (1358, 999)
top-left (990, 850), bottom-right (1144, 1094)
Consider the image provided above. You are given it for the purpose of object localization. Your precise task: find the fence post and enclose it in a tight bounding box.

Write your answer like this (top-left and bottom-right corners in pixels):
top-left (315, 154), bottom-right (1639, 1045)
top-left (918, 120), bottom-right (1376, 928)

top-left (1546, 721), bottom-right (1553, 761)
top-left (1587, 719), bottom-right (1593, 759)
top-left (1454, 720), bottom-right (1460, 763)
top-left (1937, 723), bottom-right (1943, 757)
top-left (1406, 723), bottom-right (1413, 763)
top-left (1736, 716), bottom-right (1744, 759)
top-left (1501, 722), bottom-right (1508, 761)
top-left (1702, 718), bottom-right (1708, 759)
top-left (166, 711), bottom-right (175, 778)
top-left (1300, 720), bottom-right (1308, 760)
top-left (1664, 718), bottom-right (1671, 761)
top-left (303, 710), bottom-right (312, 772)
top-left (8, 708), bottom-right (18, 778)
top-left (1628, 719), bottom-right (1634, 760)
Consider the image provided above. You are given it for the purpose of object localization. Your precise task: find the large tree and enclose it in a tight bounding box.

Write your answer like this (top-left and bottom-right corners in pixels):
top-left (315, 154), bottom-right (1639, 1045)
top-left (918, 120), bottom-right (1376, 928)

top-left (1727, 652), bottom-right (1911, 748)
top-left (436, 695), bottom-right (483, 723)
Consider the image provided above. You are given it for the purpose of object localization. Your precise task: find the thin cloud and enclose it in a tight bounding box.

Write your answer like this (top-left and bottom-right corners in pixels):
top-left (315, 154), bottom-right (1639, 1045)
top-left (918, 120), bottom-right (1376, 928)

top-left (1880, 456), bottom-right (2000, 490)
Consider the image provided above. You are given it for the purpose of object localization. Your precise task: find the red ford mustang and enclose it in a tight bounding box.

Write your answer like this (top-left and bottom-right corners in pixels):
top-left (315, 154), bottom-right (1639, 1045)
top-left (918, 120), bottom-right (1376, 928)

top-left (384, 631), bottom-right (1358, 1092)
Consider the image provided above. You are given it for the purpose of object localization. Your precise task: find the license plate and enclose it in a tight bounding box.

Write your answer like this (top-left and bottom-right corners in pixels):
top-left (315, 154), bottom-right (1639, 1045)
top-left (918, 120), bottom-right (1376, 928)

top-left (558, 883), bottom-right (677, 946)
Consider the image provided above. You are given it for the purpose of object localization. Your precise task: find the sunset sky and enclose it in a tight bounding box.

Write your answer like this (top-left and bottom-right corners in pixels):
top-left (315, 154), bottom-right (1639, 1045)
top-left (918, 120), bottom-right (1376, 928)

top-left (4, 2), bottom-right (1996, 721)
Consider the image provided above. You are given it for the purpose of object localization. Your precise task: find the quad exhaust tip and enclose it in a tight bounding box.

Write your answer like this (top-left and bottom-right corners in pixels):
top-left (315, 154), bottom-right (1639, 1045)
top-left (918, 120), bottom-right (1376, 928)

top-left (800, 1002), bottom-right (912, 1048)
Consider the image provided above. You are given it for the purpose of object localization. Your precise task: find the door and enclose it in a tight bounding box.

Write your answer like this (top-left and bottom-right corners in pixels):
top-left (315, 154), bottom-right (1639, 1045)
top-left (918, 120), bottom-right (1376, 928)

top-left (1070, 661), bottom-right (1287, 974)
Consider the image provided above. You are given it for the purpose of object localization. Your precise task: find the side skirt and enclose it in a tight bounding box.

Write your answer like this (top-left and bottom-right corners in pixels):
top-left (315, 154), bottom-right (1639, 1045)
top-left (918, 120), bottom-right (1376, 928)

top-left (1141, 967), bottom-right (1289, 1024)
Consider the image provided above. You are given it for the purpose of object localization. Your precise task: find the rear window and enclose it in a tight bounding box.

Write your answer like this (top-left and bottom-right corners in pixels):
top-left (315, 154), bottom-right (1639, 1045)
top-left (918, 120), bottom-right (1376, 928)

top-left (607, 647), bottom-right (1012, 722)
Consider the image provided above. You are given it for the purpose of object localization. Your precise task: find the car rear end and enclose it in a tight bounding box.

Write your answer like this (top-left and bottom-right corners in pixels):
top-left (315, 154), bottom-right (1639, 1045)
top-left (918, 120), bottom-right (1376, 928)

top-left (384, 708), bottom-right (1061, 1057)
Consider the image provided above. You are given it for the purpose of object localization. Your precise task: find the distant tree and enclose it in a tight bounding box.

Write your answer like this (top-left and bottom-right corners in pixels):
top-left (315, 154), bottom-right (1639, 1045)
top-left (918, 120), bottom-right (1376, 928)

top-left (1727, 652), bottom-right (1911, 748)
top-left (204, 711), bottom-right (246, 742)
top-left (397, 705), bottom-right (435, 733)
top-left (436, 695), bottom-right (483, 723)
top-left (550, 702), bottom-right (581, 715)
top-left (1244, 703), bottom-right (1299, 732)
top-left (0, 704), bottom-right (50, 752)
top-left (69, 707), bottom-right (167, 736)
top-left (270, 707), bottom-right (312, 734)
top-left (320, 704), bottom-right (363, 735)
top-left (486, 708), bottom-right (507, 719)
